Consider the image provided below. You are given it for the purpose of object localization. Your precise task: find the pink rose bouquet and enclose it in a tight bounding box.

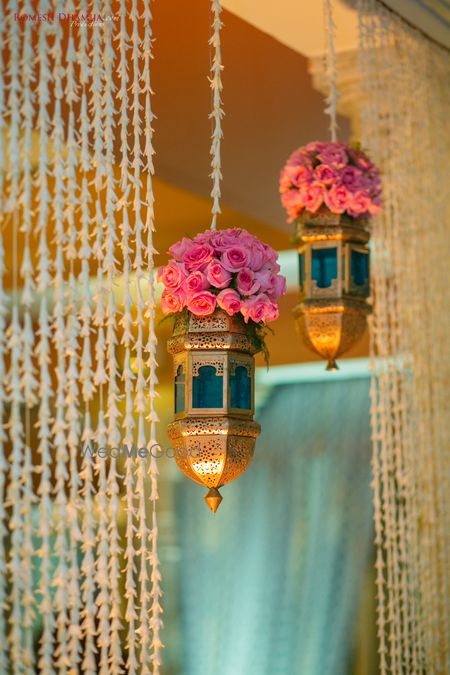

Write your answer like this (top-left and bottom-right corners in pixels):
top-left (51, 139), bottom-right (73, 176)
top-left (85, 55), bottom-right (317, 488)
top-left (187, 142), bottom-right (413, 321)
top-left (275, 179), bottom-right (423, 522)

top-left (279, 141), bottom-right (382, 223)
top-left (158, 228), bottom-right (286, 329)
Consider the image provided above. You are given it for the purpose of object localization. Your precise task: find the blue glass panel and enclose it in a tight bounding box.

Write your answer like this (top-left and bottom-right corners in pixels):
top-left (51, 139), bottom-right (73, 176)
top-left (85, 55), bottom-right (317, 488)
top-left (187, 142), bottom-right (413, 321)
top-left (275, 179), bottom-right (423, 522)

top-left (230, 365), bottom-right (251, 410)
top-left (351, 250), bottom-right (369, 287)
top-left (298, 253), bottom-right (305, 291)
top-left (311, 248), bottom-right (338, 288)
top-left (193, 365), bottom-right (223, 409)
top-left (175, 365), bottom-right (185, 413)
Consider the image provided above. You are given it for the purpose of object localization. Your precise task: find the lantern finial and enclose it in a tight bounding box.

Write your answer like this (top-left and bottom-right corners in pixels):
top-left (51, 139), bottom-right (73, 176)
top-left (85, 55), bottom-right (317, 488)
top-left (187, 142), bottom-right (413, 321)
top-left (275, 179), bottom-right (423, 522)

top-left (204, 487), bottom-right (223, 513)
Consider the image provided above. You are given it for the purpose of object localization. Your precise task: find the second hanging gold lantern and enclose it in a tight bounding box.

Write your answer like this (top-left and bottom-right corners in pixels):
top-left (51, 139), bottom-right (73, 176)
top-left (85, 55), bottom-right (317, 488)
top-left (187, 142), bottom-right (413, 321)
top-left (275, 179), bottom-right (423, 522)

top-left (292, 210), bottom-right (371, 370)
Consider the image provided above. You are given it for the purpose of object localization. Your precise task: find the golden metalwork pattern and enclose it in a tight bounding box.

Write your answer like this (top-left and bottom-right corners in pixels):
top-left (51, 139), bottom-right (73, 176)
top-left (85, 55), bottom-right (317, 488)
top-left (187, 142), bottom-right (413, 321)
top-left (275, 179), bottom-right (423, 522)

top-left (168, 310), bottom-right (258, 354)
top-left (293, 298), bottom-right (369, 363)
top-left (296, 212), bottom-right (370, 243)
top-left (293, 211), bottom-right (371, 367)
top-left (167, 309), bottom-right (261, 508)
top-left (168, 416), bottom-right (260, 488)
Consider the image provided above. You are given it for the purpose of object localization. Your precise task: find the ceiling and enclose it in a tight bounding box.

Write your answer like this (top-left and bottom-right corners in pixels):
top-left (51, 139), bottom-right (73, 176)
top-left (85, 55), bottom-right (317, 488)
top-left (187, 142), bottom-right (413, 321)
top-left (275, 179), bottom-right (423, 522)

top-left (222, 0), bottom-right (359, 57)
top-left (222, 0), bottom-right (450, 55)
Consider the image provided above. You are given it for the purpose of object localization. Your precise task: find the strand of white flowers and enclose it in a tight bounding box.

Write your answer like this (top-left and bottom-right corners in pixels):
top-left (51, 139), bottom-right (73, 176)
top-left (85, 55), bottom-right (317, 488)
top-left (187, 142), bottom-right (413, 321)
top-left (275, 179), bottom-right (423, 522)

top-left (323, 0), bottom-right (338, 142)
top-left (393, 30), bottom-right (434, 669)
top-left (50, 17), bottom-right (71, 673)
top-left (18, 5), bottom-right (38, 668)
top-left (209, 0), bottom-right (224, 230)
top-left (19, 0), bottom-right (38, 409)
top-left (35, 4), bottom-right (55, 670)
top-left (94, 412), bottom-right (111, 675)
top-left (0, 245), bottom-right (8, 674)
top-left (142, 1), bottom-right (164, 669)
top-left (378, 18), bottom-right (415, 667)
top-left (374, 20), bottom-right (407, 674)
top-left (357, 6), bottom-right (388, 672)
top-left (384, 19), bottom-right (428, 669)
top-left (76, 5), bottom-right (97, 672)
top-left (64, 27), bottom-right (83, 672)
top-left (5, 5), bottom-right (26, 670)
top-left (89, 1), bottom-right (111, 669)
top-left (6, 310), bottom-right (25, 673)
top-left (101, 4), bottom-right (124, 672)
top-left (0, 5), bottom-right (9, 671)
top-left (130, 1), bottom-right (152, 669)
top-left (374, 17), bottom-right (405, 672)
top-left (117, 1), bottom-right (140, 671)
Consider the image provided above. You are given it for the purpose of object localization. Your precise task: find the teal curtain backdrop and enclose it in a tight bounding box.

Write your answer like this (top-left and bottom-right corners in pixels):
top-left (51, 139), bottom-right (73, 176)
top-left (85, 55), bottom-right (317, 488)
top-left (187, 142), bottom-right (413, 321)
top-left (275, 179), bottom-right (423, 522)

top-left (174, 378), bottom-right (373, 675)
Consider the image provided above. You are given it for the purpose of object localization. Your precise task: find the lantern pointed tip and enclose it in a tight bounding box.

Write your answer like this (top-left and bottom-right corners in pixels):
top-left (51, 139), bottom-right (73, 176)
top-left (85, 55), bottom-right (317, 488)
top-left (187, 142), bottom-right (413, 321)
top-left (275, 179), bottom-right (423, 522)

top-left (204, 487), bottom-right (223, 513)
top-left (326, 359), bottom-right (339, 371)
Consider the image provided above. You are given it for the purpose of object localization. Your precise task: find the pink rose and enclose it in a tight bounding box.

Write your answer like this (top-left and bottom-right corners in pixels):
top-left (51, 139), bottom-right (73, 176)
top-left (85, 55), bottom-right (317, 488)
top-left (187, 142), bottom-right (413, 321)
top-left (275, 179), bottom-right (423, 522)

top-left (206, 261), bottom-right (232, 289)
top-left (314, 164), bottom-right (337, 186)
top-left (264, 302), bottom-right (279, 322)
top-left (255, 266), bottom-right (272, 292)
top-left (281, 190), bottom-right (305, 222)
top-left (317, 144), bottom-right (348, 169)
top-left (182, 243), bottom-right (214, 271)
top-left (187, 291), bottom-right (217, 317)
top-left (193, 230), bottom-right (213, 245)
top-left (217, 289), bottom-right (241, 316)
top-left (221, 246), bottom-right (249, 272)
top-left (304, 141), bottom-right (328, 154)
top-left (347, 190), bottom-right (372, 217)
top-left (248, 245), bottom-right (265, 271)
top-left (241, 293), bottom-right (274, 324)
top-left (279, 168), bottom-right (293, 194)
top-left (324, 184), bottom-right (350, 214)
top-left (209, 230), bottom-right (242, 251)
top-left (168, 237), bottom-right (193, 261)
top-left (363, 168), bottom-right (381, 195)
top-left (236, 268), bottom-right (260, 296)
top-left (160, 288), bottom-right (186, 315)
top-left (286, 149), bottom-right (313, 168)
top-left (157, 260), bottom-right (187, 290)
top-left (348, 148), bottom-right (374, 171)
top-left (303, 183), bottom-right (325, 213)
top-left (269, 274), bottom-right (286, 299)
top-left (236, 234), bottom-right (269, 270)
top-left (285, 164), bottom-right (313, 189)
top-left (236, 231), bottom-right (255, 246)
top-left (340, 165), bottom-right (364, 191)
top-left (183, 271), bottom-right (209, 294)
top-left (368, 195), bottom-right (381, 215)
top-left (262, 244), bottom-right (278, 266)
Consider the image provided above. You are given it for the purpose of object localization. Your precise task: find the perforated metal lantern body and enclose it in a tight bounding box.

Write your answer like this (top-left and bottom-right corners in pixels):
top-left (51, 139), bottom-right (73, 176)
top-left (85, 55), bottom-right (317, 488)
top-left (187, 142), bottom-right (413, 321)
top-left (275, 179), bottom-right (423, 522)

top-left (167, 309), bottom-right (260, 510)
top-left (293, 211), bottom-right (371, 369)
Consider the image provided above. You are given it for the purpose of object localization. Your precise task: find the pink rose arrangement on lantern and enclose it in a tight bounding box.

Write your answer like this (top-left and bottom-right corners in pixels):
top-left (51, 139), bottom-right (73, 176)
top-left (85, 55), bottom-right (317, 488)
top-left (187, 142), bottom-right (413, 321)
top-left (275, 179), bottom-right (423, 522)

top-left (158, 228), bottom-right (286, 354)
top-left (279, 141), bottom-right (382, 223)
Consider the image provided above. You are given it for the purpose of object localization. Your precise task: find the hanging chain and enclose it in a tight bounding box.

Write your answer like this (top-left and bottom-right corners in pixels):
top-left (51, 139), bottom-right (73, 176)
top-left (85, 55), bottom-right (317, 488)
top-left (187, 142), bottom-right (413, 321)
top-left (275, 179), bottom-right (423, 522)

top-left (209, 0), bottom-right (224, 230)
top-left (323, 0), bottom-right (338, 142)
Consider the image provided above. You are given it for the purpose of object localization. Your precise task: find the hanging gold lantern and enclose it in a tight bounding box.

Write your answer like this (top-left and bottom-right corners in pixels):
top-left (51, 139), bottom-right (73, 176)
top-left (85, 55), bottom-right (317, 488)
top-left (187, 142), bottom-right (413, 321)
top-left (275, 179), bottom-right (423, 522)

top-left (292, 210), bottom-right (371, 370)
top-left (280, 142), bottom-right (381, 369)
top-left (161, 4), bottom-right (284, 511)
top-left (167, 309), bottom-right (260, 512)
